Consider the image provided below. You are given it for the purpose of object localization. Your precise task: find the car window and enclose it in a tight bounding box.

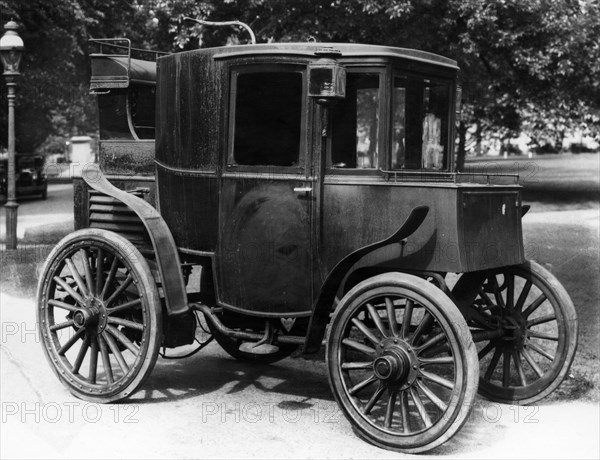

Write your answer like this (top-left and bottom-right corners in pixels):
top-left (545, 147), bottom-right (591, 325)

top-left (330, 72), bottom-right (381, 169)
top-left (231, 71), bottom-right (303, 167)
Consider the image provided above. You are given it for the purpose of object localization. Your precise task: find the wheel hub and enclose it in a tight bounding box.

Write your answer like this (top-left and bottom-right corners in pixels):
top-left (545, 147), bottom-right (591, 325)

top-left (73, 298), bottom-right (108, 334)
top-left (500, 314), bottom-right (526, 349)
top-left (375, 338), bottom-right (419, 389)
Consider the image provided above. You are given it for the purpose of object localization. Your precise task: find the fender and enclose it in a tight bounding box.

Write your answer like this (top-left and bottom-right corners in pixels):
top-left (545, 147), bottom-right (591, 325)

top-left (83, 173), bottom-right (189, 316)
top-left (303, 206), bottom-right (429, 353)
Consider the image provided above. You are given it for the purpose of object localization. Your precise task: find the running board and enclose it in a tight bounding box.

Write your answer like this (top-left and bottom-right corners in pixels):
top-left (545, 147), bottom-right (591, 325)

top-left (191, 303), bottom-right (307, 346)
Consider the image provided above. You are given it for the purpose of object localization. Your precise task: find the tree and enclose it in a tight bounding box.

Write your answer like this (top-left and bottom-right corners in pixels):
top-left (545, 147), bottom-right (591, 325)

top-left (1, 0), bottom-right (598, 160)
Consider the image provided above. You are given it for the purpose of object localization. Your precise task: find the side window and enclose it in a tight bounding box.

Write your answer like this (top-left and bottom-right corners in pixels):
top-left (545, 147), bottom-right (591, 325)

top-left (393, 76), bottom-right (450, 170)
top-left (130, 84), bottom-right (156, 140)
top-left (331, 73), bottom-right (381, 169)
top-left (231, 71), bottom-right (303, 167)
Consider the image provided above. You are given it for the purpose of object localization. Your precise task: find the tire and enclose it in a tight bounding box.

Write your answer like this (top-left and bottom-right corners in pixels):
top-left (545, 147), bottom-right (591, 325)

top-left (37, 229), bottom-right (162, 403)
top-left (452, 260), bottom-right (578, 404)
top-left (327, 272), bottom-right (478, 453)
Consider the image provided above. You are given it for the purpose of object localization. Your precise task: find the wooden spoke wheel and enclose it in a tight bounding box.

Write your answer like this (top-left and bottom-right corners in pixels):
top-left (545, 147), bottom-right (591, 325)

top-left (327, 273), bottom-right (478, 454)
top-left (37, 229), bottom-right (162, 403)
top-left (453, 260), bottom-right (578, 404)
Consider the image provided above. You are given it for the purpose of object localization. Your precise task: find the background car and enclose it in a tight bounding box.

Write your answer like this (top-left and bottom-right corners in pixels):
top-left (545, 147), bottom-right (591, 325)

top-left (0, 153), bottom-right (48, 202)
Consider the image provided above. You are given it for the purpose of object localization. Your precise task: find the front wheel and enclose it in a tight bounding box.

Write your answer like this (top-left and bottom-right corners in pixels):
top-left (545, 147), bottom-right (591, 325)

top-left (37, 229), bottom-right (162, 403)
top-left (327, 273), bottom-right (478, 454)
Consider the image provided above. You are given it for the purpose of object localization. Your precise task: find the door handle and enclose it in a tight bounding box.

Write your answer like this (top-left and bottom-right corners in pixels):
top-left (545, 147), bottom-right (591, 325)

top-left (293, 186), bottom-right (312, 193)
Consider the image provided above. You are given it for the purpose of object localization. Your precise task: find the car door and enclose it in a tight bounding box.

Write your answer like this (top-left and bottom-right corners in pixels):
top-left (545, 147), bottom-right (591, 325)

top-left (217, 64), bottom-right (315, 317)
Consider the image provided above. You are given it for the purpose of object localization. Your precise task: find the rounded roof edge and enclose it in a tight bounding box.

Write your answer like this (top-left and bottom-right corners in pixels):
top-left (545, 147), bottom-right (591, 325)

top-left (162, 42), bottom-right (458, 69)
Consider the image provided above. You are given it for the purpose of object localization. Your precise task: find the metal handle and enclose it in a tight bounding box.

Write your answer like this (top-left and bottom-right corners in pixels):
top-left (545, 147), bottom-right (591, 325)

top-left (293, 186), bottom-right (312, 193)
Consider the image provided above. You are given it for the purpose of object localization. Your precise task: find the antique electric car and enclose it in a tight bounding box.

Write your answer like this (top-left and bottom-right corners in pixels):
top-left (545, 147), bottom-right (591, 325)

top-left (37, 37), bottom-right (577, 453)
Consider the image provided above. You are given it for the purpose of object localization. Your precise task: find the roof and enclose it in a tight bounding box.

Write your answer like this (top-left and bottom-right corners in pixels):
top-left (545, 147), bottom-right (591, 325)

top-left (90, 55), bottom-right (157, 90)
top-left (168, 42), bottom-right (458, 69)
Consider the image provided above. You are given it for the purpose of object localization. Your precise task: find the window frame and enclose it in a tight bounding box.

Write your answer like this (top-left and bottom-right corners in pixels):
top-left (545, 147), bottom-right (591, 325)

top-left (325, 65), bottom-right (388, 175)
top-left (226, 63), bottom-right (308, 174)
top-left (389, 70), bottom-right (454, 172)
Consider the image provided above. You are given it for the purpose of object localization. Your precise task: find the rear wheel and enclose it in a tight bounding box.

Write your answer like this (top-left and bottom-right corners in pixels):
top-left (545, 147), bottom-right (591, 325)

top-left (453, 261), bottom-right (578, 404)
top-left (327, 273), bottom-right (478, 453)
top-left (37, 229), bottom-right (162, 402)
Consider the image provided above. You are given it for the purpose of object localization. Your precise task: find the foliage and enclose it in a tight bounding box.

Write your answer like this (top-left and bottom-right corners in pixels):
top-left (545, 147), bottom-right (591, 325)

top-left (0, 0), bottom-right (598, 158)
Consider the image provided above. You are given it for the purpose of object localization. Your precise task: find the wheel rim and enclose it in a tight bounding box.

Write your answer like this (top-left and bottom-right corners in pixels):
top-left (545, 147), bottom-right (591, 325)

top-left (467, 264), bottom-right (573, 402)
top-left (39, 237), bottom-right (158, 400)
top-left (329, 282), bottom-right (475, 448)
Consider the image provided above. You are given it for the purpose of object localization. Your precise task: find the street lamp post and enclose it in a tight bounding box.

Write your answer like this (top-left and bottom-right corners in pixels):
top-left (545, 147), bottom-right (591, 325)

top-left (0, 20), bottom-right (24, 250)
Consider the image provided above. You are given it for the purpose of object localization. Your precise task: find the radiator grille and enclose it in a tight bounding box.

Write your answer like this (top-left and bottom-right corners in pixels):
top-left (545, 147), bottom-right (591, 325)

top-left (88, 190), bottom-right (152, 254)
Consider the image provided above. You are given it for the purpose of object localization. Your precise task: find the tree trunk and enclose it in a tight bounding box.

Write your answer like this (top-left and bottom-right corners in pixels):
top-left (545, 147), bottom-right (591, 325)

top-left (475, 122), bottom-right (482, 156)
top-left (455, 120), bottom-right (468, 171)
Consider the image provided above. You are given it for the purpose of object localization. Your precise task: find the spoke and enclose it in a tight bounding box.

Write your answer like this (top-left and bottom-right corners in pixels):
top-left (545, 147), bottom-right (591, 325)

top-left (527, 330), bottom-right (559, 341)
top-left (89, 337), bottom-right (99, 384)
top-left (98, 335), bottom-right (114, 384)
top-left (479, 290), bottom-right (496, 308)
top-left (53, 276), bottom-right (86, 306)
top-left (72, 336), bottom-right (90, 374)
top-left (80, 249), bottom-right (95, 296)
top-left (348, 374), bottom-right (377, 396)
top-left (102, 332), bottom-right (130, 374)
top-left (514, 280), bottom-right (533, 312)
top-left (65, 258), bottom-right (88, 297)
top-left (526, 341), bottom-right (555, 361)
top-left (513, 351), bottom-right (527, 386)
top-left (95, 248), bottom-right (104, 296)
top-left (528, 314), bottom-right (557, 327)
top-left (48, 299), bottom-right (79, 312)
top-left (420, 370), bottom-right (454, 390)
top-left (409, 386), bottom-right (432, 428)
top-left (106, 298), bottom-right (142, 315)
top-left (416, 379), bottom-right (447, 412)
top-left (419, 356), bottom-right (454, 366)
top-left (521, 348), bottom-right (544, 378)
top-left (105, 274), bottom-right (134, 308)
top-left (415, 332), bottom-right (446, 353)
top-left (384, 390), bottom-right (398, 428)
top-left (351, 318), bottom-right (380, 346)
top-left (366, 303), bottom-right (387, 337)
top-left (502, 350), bottom-right (511, 387)
top-left (484, 347), bottom-right (502, 381)
top-left (58, 328), bottom-right (85, 355)
top-left (363, 383), bottom-right (386, 415)
top-left (506, 274), bottom-right (515, 310)
top-left (101, 256), bottom-right (119, 300)
top-left (50, 320), bottom-right (75, 332)
top-left (401, 299), bottom-right (413, 339)
top-left (107, 316), bottom-right (144, 332)
top-left (341, 362), bottom-right (373, 371)
top-left (342, 338), bottom-right (376, 357)
top-left (410, 312), bottom-right (434, 346)
top-left (399, 391), bottom-right (410, 433)
top-left (491, 276), bottom-right (506, 310)
top-left (385, 297), bottom-right (400, 337)
top-left (522, 294), bottom-right (546, 318)
top-left (478, 341), bottom-right (496, 360)
top-left (106, 325), bottom-right (140, 355)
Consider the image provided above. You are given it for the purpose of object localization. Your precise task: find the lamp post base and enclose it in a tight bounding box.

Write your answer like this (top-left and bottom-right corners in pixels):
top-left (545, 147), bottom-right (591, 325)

top-left (4, 200), bottom-right (19, 249)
